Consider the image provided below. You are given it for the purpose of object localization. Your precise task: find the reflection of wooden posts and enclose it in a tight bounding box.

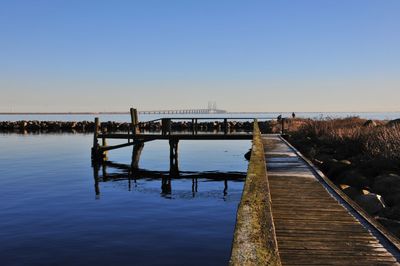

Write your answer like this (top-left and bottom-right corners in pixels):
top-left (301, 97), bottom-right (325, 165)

top-left (192, 177), bottom-right (198, 197)
top-left (131, 142), bottom-right (144, 169)
top-left (91, 117), bottom-right (100, 161)
top-left (161, 177), bottom-right (172, 195)
top-left (224, 179), bottom-right (228, 196)
top-left (169, 138), bottom-right (179, 175)
top-left (92, 162), bottom-right (100, 199)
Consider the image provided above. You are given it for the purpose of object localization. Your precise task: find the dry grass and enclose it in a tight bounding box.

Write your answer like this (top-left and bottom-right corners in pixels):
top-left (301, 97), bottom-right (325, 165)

top-left (364, 125), bottom-right (400, 161)
top-left (289, 117), bottom-right (400, 162)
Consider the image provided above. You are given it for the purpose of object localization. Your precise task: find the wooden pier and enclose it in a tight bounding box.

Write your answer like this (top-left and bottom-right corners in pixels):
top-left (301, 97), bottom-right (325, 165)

top-left (263, 135), bottom-right (400, 265)
top-left (91, 108), bottom-right (400, 265)
top-left (91, 108), bottom-right (261, 172)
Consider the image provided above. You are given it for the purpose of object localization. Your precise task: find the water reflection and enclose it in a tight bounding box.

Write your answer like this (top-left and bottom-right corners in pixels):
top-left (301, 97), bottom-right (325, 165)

top-left (92, 158), bottom-right (246, 200)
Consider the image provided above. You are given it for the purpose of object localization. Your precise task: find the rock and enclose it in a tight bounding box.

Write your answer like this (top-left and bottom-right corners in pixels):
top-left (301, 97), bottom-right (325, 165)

top-left (342, 186), bottom-right (362, 200)
top-left (376, 217), bottom-right (400, 238)
top-left (337, 170), bottom-right (369, 189)
top-left (371, 174), bottom-right (400, 206)
top-left (354, 193), bottom-right (385, 215)
top-left (387, 118), bottom-right (400, 127)
top-left (379, 205), bottom-right (400, 220)
top-left (322, 159), bottom-right (352, 180)
top-left (339, 160), bottom-right (351, 165)
top-left (314, 153), bottom-right (332, 164)
top-left (244, 149), bottom-right (251, 160)
top-left (363, 120), bottom-right (377, 127)
top-left (320, 159), bottom-right (337, 172)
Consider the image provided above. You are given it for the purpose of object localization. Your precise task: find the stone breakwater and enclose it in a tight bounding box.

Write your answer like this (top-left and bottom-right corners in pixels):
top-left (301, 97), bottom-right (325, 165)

top-left (0, 120), bottom-right (274, 133)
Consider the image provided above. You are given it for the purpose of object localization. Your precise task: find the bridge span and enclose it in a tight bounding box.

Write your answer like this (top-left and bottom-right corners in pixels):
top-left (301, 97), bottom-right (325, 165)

top-left (138, 108), bottom-right (226, 115)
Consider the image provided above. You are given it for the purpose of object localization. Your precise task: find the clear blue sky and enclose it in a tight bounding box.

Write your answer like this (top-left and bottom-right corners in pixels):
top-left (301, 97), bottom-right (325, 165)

top-left (1, 0), bottom-right (399, 112)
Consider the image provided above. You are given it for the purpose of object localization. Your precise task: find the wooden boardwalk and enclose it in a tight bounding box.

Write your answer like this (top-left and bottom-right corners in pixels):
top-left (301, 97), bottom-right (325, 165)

top-left (263, 135), bottom-right (400, 265)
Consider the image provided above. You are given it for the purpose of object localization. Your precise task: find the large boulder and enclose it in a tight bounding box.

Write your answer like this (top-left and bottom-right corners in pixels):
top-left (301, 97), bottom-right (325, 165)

top-left (363, 119), bottom-right (377, 127)
top-left (337, 170), bottom-right (370, 189)
top-left (322, 159), bottom-right (352, 180)
top-left (371, 174), bottom-right (400, 206)
top-left (387, 118), bottom-right (400, 127)
top-left (342, 186), bottom-right (363, 200)
top-left (376, 217), bottom-right (400, 238)
top-left (244, 149), bottom-right (252, 160)
top-left (354, 193), bottom-right (385, 215)
top-left (379, 205), bottom-right (400, 220)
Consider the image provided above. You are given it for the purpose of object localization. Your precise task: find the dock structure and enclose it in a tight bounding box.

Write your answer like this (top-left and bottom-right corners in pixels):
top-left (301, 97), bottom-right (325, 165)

top-left (91, 108), bottom-right (400, 265)
top-left (91, 108), bottom-right (263, 172)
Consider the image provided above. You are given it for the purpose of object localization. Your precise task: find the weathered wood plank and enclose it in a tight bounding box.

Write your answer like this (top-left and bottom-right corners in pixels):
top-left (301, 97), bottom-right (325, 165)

top-left (264, 135), bottom-right (400, 265)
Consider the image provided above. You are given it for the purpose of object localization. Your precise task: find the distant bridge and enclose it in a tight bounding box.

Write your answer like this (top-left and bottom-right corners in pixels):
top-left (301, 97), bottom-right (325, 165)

top-left (138, 108), bottom-right (227, 115)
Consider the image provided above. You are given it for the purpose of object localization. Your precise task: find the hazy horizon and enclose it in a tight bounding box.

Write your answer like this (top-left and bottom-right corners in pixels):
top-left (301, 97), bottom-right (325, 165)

top-left (1, 1), bottom-right (399, 113)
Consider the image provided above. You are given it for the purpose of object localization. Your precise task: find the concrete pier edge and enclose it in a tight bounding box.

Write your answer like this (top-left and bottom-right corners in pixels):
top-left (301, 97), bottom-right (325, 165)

top-left (229, 120), bottom-right (281, 265)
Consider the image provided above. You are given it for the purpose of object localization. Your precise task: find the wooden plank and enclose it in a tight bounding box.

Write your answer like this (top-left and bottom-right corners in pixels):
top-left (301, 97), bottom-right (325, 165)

top-left (263, 135), bottom-right (400, 265)
top-left (98, 133), bottom-right (253, 140)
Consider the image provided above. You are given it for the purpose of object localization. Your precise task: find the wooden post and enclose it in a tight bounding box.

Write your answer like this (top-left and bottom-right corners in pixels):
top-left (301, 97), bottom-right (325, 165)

top-left (91, 117), bottom-right (100, 160)
top-left (130, 108), bottom-right (139, 136)
top-left (101, 127), bottom-right (107, 146)
top-left (162, 118), bottom-right (171, 135)
top-left (131, 142), bottom-right (144, 169)
top-left (162, 119), bottom-right (167, 136)
top-left (192, 118), bottom-right (195, 135)
top-left (224, 118), bottom-right (228, 135)
top-left (281, 118), bottom-right (285, 134)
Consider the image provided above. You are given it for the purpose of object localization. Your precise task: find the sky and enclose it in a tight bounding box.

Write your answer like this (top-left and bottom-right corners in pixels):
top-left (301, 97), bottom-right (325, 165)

top-left (0, 0), bottom-right (399, 112)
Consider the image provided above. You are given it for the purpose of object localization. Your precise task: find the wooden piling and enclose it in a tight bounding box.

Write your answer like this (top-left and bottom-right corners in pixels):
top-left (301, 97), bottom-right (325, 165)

top-left (131, 142), bottom-right (144, 169)
top-left (130, 108), bottom-right (139, 135)
top-left (224, 118), bottom-right (228, 135)
top-left (91, 117), bottom-right (100, 160)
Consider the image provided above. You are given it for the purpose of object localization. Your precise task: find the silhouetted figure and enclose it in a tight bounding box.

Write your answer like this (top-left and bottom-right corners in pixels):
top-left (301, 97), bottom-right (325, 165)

top-left (277, 115), bottom-right (282, 121)
top-left (292, 112), bottom-right (296, 119)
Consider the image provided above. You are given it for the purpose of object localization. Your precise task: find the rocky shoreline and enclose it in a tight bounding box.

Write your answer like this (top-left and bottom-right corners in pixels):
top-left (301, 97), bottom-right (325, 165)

top-left (0, 120), bottom-right (275, 133)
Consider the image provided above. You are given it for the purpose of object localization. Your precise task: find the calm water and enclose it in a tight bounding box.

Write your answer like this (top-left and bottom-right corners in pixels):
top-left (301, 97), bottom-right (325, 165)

top-left (0, 133), bottom-right (250, 266)
top-left (1, 111), bottom-right (400, 122)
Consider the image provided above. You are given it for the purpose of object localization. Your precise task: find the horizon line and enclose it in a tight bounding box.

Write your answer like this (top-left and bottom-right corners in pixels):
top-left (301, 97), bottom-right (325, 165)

top-left (0, 110), bottom-right (399, 115)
